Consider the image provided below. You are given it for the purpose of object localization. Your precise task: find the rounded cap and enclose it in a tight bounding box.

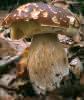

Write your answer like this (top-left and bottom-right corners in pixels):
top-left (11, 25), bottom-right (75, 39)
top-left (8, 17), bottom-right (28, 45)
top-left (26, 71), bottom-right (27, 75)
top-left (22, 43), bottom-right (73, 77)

top-left (1, 2), bottom-right (80, 29)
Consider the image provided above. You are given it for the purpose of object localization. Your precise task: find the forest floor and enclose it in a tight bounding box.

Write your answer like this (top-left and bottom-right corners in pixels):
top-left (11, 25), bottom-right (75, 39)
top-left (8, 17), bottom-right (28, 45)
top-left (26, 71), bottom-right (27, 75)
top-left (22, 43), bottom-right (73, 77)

top-left (0, 10), bottom-right (84, 100)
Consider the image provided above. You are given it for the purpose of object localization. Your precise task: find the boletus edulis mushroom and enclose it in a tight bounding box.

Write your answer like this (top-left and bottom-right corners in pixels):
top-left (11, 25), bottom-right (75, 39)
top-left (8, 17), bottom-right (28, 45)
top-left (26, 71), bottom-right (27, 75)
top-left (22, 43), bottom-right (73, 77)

top-left (1, 2), bottom-right (80, 95)
top-left (48, 0), bottom-right (69, 9)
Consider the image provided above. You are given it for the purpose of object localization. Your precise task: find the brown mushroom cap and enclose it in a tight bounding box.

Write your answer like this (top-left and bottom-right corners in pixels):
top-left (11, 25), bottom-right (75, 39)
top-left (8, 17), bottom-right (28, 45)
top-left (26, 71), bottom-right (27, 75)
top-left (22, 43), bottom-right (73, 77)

top-left (2, 2), bottom-right (80, 28)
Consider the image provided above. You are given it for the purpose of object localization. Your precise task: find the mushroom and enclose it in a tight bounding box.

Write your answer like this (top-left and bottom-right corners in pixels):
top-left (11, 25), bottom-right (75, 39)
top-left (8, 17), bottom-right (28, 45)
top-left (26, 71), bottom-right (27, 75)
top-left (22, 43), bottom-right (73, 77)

top-left (1, 2), bottom-right (80, 95)
top-left (48, 0), bottom-right (69, 9)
